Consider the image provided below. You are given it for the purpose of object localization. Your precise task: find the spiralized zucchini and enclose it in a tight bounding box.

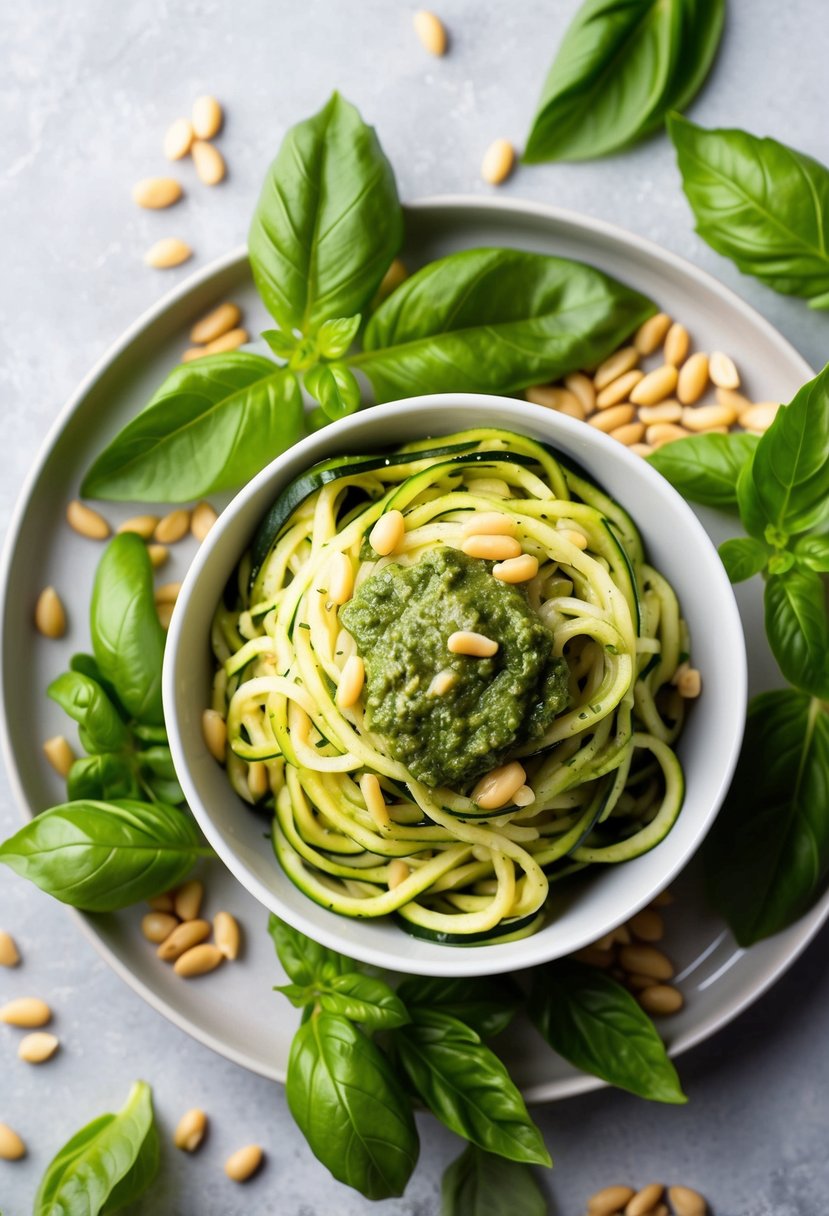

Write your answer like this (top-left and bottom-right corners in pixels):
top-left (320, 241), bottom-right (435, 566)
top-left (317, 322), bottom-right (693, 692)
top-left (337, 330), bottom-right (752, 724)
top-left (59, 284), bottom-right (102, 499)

top-left (210, 428), bottom-right (689, 945)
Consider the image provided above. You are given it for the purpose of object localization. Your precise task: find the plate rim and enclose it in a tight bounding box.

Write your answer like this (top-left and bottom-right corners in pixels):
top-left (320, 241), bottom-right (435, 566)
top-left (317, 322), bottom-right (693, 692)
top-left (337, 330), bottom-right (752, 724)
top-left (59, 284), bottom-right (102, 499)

top-left (1, 194), bottom-right (824, 1101)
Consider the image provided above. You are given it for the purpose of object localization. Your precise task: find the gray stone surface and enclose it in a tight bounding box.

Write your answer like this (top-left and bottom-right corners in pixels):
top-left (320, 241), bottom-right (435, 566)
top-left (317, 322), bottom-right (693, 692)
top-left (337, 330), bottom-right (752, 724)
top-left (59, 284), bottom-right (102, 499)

top-left (2, 1), bottom-right (828, 1211)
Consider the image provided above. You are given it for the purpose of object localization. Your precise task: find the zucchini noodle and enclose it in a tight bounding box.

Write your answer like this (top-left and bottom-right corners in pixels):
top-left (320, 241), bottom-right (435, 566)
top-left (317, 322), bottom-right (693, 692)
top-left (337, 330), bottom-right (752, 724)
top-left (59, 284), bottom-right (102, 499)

top-left (209, 428), bottom-right (690, 945)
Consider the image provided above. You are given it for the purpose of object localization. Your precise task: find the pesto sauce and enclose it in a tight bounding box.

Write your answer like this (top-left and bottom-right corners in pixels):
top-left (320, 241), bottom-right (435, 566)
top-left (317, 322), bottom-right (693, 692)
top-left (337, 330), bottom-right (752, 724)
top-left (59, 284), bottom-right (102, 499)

top-left (339, 547), bottom-right (568, 788)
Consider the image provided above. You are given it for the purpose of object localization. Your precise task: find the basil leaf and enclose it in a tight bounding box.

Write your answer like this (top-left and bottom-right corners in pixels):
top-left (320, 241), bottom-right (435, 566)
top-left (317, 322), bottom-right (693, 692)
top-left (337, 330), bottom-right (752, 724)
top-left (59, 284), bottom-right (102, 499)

top-left (286, 1013), bottom-right (418, 1200)
top-left (69, 653), bottom-right (126, 716)
top-left (397, 976), bottom-right (521, 1039)
top-left (441, 1144), bottom-right (547, 1216)
top-left (317, 315), bottom-right (362, 359)
top-left (718, 537), bottom-right (769, 583)
top-left (34, 1081), bottom-right (158, 1216)
top-left (706, 691), bottom-right (829, 944)
top-left (67, 755), bottom-right (140, 802)
top-left (304, 362), bottom-right (360, 421)
top-left (90, 535), bottom-right (166, 726)
top-left (795, 535), bottom-right (829, 573)
top-left (393, 1008), bottom-right (551, 1166)
top-left (137, 745), bottom-right (177, 780)
top-left (669, 114), bottom-right (829, 305)
top-left (82, 356), bottom-right (303, 502)
top-left (143, 775), bottom-right (186, 806)
top-left (751, 365), bottom-right (829, 536)
top-left (48, 671), bottom-right (130, 753)
top-left (274, 982), bottom-right (314, 1008)
top-left (736, 456), bottom-right (768, 541)
top-left (318, 972), bottom-right (409, 1030)
top-left (261, 328), bottom-right (298, 360)
top-left (267, 913), bottom-right (354, 985)
top-left (355, 248), bottom-right (654, 402)
top-left (0, 800), bottom-right (210, 911)
top-left (249, 92), bottom-right (402, 334)
top-left (524, 0), bottom-right (724, 164)
top-left (528, 961), bottom-right (686, 1104)
top-left (765, 571), bottom-right (829, 699)
top-left (646, 431), bottom-right (758, 510)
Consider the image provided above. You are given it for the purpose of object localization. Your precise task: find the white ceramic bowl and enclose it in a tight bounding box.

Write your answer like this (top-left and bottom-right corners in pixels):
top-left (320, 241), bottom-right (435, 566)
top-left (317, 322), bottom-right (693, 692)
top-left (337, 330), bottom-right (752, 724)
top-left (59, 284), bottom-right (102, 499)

top-left (163, 393), bottom-right (746, 977)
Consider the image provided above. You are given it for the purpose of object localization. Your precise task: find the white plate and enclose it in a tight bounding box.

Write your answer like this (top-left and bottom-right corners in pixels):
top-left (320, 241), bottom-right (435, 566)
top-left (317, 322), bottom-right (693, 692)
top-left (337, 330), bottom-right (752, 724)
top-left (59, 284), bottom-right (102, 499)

top-left (0, 197), bottom-right (822, 1102)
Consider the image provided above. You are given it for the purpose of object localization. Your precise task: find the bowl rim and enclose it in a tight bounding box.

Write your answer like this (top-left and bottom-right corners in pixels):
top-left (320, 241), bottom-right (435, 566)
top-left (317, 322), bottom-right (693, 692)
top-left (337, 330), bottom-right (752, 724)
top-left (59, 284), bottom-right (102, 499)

top-left (163, 391), bottom-right (747, 976)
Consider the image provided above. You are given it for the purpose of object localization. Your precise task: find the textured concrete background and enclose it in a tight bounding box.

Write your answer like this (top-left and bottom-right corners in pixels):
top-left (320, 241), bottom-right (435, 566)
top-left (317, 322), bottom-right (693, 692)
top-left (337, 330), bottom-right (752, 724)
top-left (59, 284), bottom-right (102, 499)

top-left (2, 1), bottom-right (829, 1212)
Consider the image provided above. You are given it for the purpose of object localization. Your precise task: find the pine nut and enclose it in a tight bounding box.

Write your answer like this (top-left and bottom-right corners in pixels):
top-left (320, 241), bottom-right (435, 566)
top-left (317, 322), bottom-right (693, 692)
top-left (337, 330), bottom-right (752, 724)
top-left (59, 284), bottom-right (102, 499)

top-left (481, 139), bottom-right (515, 186)
top-left (117, 514), bottom-right (160, 539)
top-left (34, 587), bottom-right (66, 638)
top-left (157, 919), bottom-right (211, 961)
top-left (614, 924), bottom-right (632, 945)
top-left (587, 1185), bottom-right (636, 1215)
top-left (610, 422), bottom-right (645, 446)
top-left (646, 423), bottom-right (690, 448)
top-left (360, 773), bottom-right (390, 831)
top-left (377, 258), bottom-right (408, 300)
top-left (462, 512), bottom-right (517, 537)
top-left (461, 534), bottom-right (521, 560)
top-left (202, 709), bottom-right (227, 762)
top-left (593, 930), bottom-right (617, 952)
top-left (141, 912), bottom-right (179, 943)
top-left (557, 523), bottom-right (588, 549)
top-left (513, 785), bottom-right (535, 807)
top-left (157, 601), bottom-right (174, 630)
top-left (664, 322), bottom-right (690, 366)
top-left (709, 350), bottom-right (740, 389)
top-left (629, 443), bottom-right (653, 457)
top-left (668, 1185), bottom-right (707, 1216)
top-left (144, 238), bottom-right (193, 269)
top-left (590, 403), bottom-right (635, 433)
top-left (174, 943), bottom-right (224, 977)
top-left (147, 544), bottom-right (169, 569)
top-left (564, 372), bottom-right (596, 415)
top-left (594, 346), bottom-right (639, 390)
top-left (681, 403), bottom-right (737, 432)
top-left (493, 553), bottom-right (538, 583)
top-left (525, 385), bottom-right (582, 417)
top-left (155, 509), bottom-right (191, 543)
top-left (192, 95), bottom-right (223, 140)
top-left (428, 670), bottom-right (457, 696)
top-left (0, 1123), bottom-right (26, 1160)
top-left (574, 945), bottom-right (614, 968)
top-left (651, 888), bottom-right (674, 907)
top-left (595, 369), bottom-right (643, 409)
top-left (634, 311), bottom-right (672, 355)
top-left (677, 352), bottom-right (709, 404)
top-left (0, 931), bottom-right (20, 967)
top-left (225, 1144), bottom-right (264, 1182)
top-left (619, 944), bottom-right (674, 980)
top-left (132, 177), bottom-right (182, 209)
top-left (66, 499), bottom-right (110, 539)
top-left (630, 364), bottom-right (678, 406)
top-left (183, 347), bottom-right (206, 362)
top-left (214, 911), bottom-right (241, 960)
top-left (0, 998), bottom-right (51, 1027)
top-left (388, 859), bottom-right (410, 889)
top-left (447, 630), bottom-right (499, 657)
top-left (369, 510), bottom-right (405, 556)
top-left (626, 972), bottom-right (655, 991)
top-left (192, 139), bottom-right (226, 185)
top-left (639, 984), bottom-right (684, 1015)
top-left (18, 1031), bottom-right (59, 1064)
top-left (164, 117), bottom-right (194, 160)
top-left (154, 581), bottom-right (181, 605)
top-left (715, 386), bottom-right (751, 414)
top-left (742, 401), bottom-right (780, 432)
top-left (191, 500), bottom-right (218, 542)
top-left (174, 1107), bottom-right (208, 1151)
top-left (626, 1183), bottom-right (664, 1216)
top-left (175, 879), bottom-right (205, 921)
top-left (638, 401), bottom-right (682, 425)
top-left (190, 303), bottom-right (241, 346)
top-left (147, 892), bottom-right (176, 912)
top-left (328, 552), bottom-right (355, 605)
top-left (651, 1206), bottom-right (670, 1216)
top-left (336, 655), bottom-right (365, 709)
top-left (677, 667), bottom-right (702, 698)
top-left (471, 760), bottom-right (526, 809)
top-left (629, 909), bottom-right (664, 942)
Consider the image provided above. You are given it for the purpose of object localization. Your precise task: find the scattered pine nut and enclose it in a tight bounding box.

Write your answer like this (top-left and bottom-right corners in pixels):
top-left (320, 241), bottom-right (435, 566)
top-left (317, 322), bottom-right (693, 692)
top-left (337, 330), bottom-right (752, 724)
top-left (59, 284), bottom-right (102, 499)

top-left (715, 386), bottom-right (751, 414)
top-left (0, 998), bottom-right (51, 1027)
top-left (174, 943), bottom-right (224, 978)
top-left (204, 327), bottom-right (248, 354)
top-left (190, 303), bottom-right (241, 345)
top-left (525, 385), bottom-right (584, 418)
top-left (66, 499), bottom-right (110, 539)
top-left (191, 140), bottom-right (226, 186)
top-left (144, 238), bottom-right (193, 269)
top-left (147, 544), bottom-right (170, 569)
top-left (594, 346), bottom-right (639, 390)
top-left (164, 117), bottom-right (194, 160)
top-left (224, 1144), bottom-right (264, 1182)
top-left (646, 422), bottom-right (690, 448)
top-left (132, 177), bottom-right (182, 210)
top-left (638, 401), bottom-right (682, 425)
top-left (638, 984), bottom-right (684, 1015)
top-left (626, 972), bottom-right (656, 991)
top-left (214, 911), bottom-right (241, 960)
top-left (202, 709), bottom-right (227, 762)
top-left (155, 509), bottom-right (191, 543)
top-left (628, 908), bottom-right (664, 942)
top-left (369, 510), bottom-right (405, 556)
top-left (574, 945), bottom-right (614, 968)
top-left (610, 421), bottom-right (645, 446)
top-left (427, 670), bottom-right (457, 696)
top-left (471, 761), bottom-right (526, 809)
top-left (182, 347), bottom-right (206, 362)
top-left (513, 785), bottom-right (535, 807)
top-left (559, 528), bottom-right (588, 549)
top-left (387, 859), bottom-right (410, 890)
top-left (147, 892), bottom-right (176, 913)
top-left (247, 761), bottom-right (269, 801)
top-left (447, 630), bottom-right (499, 657)
top-left (481, 138), bottom-right (516, 186)
top-left (18, 1031), bottom-right (59, 1064)
top-left (157, 919), bottom-right (211, 962)
top-left (668, 1185), bottom-right (708, 1216)
top-left (709, 350), bottom-right (740, 389)
top-left (590, 403), bottom-right (635, 433)
top-left (377, 258), bottom-right (408, 301)
top-left (154, 581), bottom-right (182, 606)
top-left (0, 931), bottom-right (20, 968)
top-left (336, 655), bottom-right (365, 709)
top-left (626, 1183), bottom-right (664, 1216)
top-left (175, 879), bottom-right (205, 922)
top-left (742, 401), bottom-right (780, 432)
top-left (630, 364), bottom-right (678, 406)
top-left (619, 944), bottom-right (674, 981)
top-left (492, 553), bottom-right (538, 583)
top-left (461, 534), bottom-right (521, 560)
top-left (677, 352), bottom-right (709, 405)
top-left (189, 501), bottom-right (217, 543)
top-left (629, 443), bottom-right (653, 457)
top-left (634, 311), bottom-right (672, 355)
top-left (117, 514), bottom-right (159, 539)
top-left (192, 95), bottom-right (223, 140)
top-left (141, 912), bottom-right (179, 943)
top-left (677, 667), bottom-right (702, 698)
top-left (34, 587), bottom-right (66, 638)
top-left (564, 372), bottom-right (596, 415)
top-left (0, 1123), bottom-right (26, 1161)
top-left (663, 322), bottom-right (690, 366)
top-left (174, 1107), bottom-right (208, 1152)
top-left (651, 888), bottom-right (674, 908)
top-left (157, 601), bottom-right (175, 630)
top-left (595, 369), bottom-right (643, 409)
top-left (327, 552), bottom-right (354, 606)
top-left (587, 1185), bottom-right (636, 1216)
top-left (681, 402), bottom-right (737, 432)
top-left (360, 773), bottom-right (390, 830)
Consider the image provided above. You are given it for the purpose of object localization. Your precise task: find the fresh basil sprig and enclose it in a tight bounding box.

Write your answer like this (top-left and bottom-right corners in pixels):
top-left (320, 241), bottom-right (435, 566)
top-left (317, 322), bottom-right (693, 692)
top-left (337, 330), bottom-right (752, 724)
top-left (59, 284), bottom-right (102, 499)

top-left (669, 114), bottom-right (829, 308)
top-left (34, 1081), bottom-right (158, 1216)
top-left (524, 0), bottom-right (724, 164)
top-left (441, 1143), bottom-right (548, 1216)
top-left (397, 975), bottom-right (521, 1039)
top-left (647, 432), bottom-right (759, 512)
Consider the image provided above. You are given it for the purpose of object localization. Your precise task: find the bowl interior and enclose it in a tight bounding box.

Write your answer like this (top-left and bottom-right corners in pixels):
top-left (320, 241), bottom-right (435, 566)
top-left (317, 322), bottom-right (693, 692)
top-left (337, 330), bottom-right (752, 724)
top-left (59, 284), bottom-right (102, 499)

top-left (163, 394), bottom-right (746, 977)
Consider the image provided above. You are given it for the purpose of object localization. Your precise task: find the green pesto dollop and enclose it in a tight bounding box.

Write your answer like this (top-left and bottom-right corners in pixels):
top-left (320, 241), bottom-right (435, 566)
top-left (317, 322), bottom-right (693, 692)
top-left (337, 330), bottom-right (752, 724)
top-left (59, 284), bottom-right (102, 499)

top-left (339, 546), bottom-right (568, 789)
